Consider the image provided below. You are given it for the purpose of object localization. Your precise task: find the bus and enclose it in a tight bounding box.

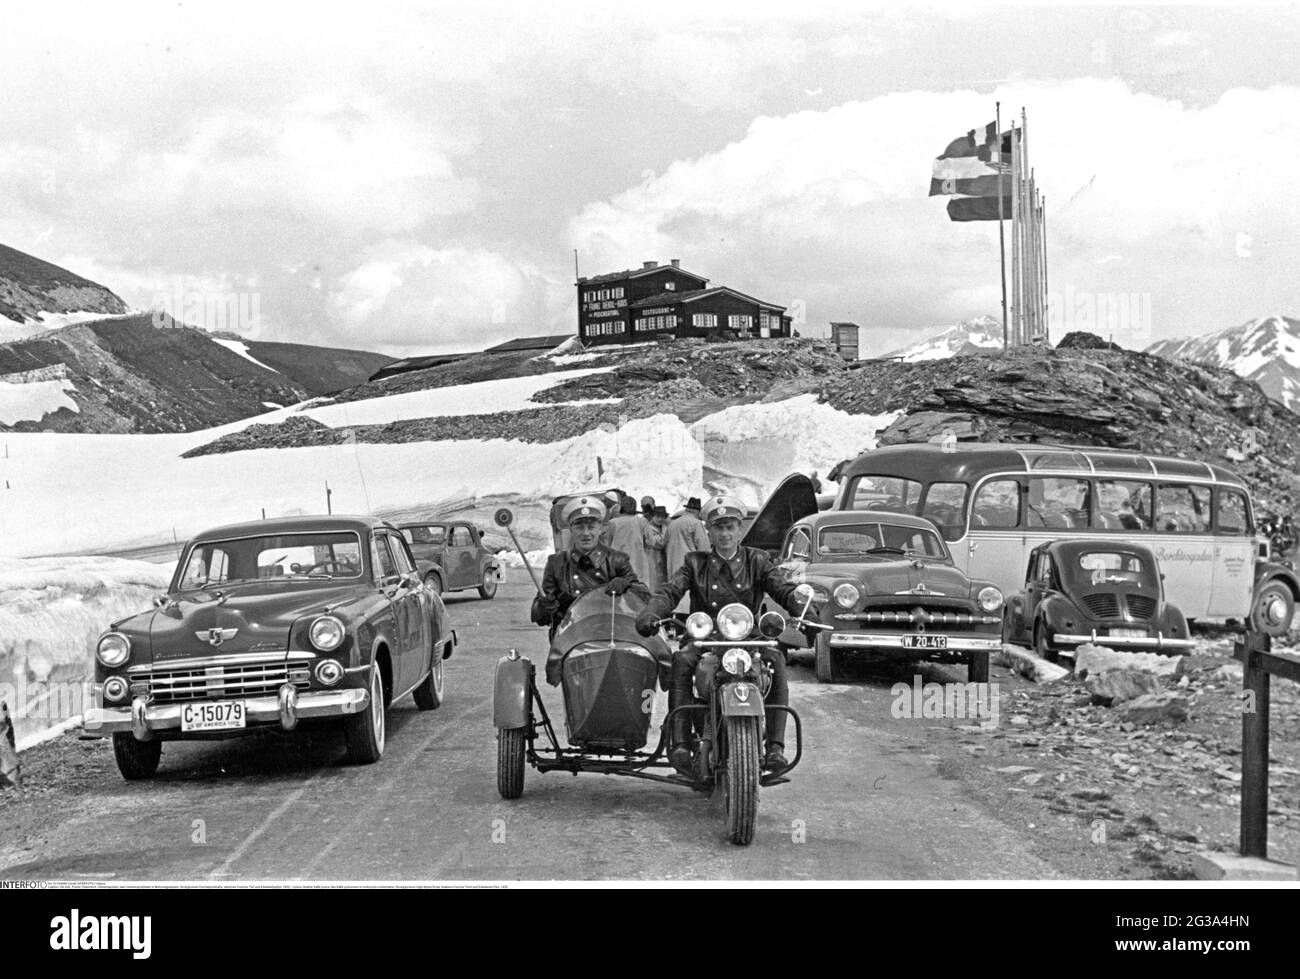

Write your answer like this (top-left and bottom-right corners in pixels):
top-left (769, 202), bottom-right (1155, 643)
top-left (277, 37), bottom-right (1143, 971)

top-left (832, 442), bottom-right (1299, 635)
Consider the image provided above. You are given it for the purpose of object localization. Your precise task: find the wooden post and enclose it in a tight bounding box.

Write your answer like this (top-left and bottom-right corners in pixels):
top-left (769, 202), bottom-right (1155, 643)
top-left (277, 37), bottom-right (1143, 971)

top-left (1237, 630), bottom-right (1271, 858)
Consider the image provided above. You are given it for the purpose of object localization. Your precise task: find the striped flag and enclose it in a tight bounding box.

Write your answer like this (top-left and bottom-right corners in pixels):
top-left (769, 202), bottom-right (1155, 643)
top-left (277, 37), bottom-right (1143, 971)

top-left (947, 195), bottom-right (1014, 222)
top-left (930, 122), bottom-right (1010, 196)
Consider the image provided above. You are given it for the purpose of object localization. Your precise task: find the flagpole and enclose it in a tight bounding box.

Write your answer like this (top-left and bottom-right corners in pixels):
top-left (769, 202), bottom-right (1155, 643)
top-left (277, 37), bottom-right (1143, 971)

top-left (996, 102), bottom-right (1008, 351)
top-left (1041, 193), bottom-right (1050, 345)
top-left (1010, 124), bottom-right (1021, 347)
top-left (1030, 168), bottom-right (1040, 341)
top-left (1021, 108), bottom-right (1031, 343)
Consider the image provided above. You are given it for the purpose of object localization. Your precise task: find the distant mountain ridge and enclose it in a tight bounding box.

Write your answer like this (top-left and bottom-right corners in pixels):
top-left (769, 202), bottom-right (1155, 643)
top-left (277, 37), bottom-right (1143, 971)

top-left (1146, 315), bottom-right (1300, 410)
top-left (884, 315), bottom-right (1004, 361)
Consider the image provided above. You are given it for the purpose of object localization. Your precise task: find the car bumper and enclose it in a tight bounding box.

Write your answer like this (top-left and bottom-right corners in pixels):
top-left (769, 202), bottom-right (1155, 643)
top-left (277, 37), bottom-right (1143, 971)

top-left (1052, 631), bottom-right (1196, 651)
top-left (84, 684), bottom-right (369, 740)
top-left (828, 633), bottom-right (1002, 652)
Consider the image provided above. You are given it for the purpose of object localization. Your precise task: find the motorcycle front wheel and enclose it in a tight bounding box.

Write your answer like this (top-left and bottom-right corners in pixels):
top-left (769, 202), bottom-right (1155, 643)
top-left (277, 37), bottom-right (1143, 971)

top-left (722, 715), bottom-right (761, 845)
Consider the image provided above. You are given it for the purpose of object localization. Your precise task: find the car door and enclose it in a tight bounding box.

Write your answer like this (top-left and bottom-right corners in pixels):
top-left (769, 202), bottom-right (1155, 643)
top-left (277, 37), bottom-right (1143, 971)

top-left (387, 532), bottom-right (430, 691)
top-left (372, 533), bottom-right (414, 689)
top-left (446, 524), bottom-right (478, 590)
top-left (1020, 547), bottom-right (1049, 632)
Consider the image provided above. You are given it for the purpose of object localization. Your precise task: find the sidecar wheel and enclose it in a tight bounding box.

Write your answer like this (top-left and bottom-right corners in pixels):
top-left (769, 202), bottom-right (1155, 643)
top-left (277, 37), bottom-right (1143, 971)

top-left (497, 727), bottom-right (526, 800)
top-left (814, 631), bottom-right (840, 683)
top-left (723, 715), bottom-right (760, 846)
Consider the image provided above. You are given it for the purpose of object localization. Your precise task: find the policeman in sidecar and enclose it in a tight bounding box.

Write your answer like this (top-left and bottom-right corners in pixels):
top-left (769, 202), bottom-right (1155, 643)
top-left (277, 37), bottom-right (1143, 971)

top-left (635, 495), bottom-right (810, 775)
top-left (532, 495), bottom-right (650, 656)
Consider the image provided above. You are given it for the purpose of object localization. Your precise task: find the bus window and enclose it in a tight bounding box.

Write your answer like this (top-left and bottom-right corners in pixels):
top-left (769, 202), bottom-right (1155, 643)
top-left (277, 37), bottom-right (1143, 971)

top-left (1095, 480), bottom-right (1152, 531)
top-left (972, 480), bottom-right (1020, 528)
top-left (1215, 488), bottom-right (1251, 535)
top-left (847, 475), bottom-right (922, 514)
top-left (921, 482), bottom-right (968, 540)
top-left (1027, 477), bottom-right (1090, 529)
top-left (1154, 484), bottom-right (1211, 533)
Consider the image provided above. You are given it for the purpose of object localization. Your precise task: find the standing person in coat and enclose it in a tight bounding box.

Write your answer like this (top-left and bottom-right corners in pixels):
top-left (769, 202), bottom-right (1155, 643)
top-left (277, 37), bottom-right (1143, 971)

top-left (664, 497), bottom-right (709, 575)
top-left (648, 505), bottom-right (669, 590)
top-left (606, 496), bottom-right (659, 585)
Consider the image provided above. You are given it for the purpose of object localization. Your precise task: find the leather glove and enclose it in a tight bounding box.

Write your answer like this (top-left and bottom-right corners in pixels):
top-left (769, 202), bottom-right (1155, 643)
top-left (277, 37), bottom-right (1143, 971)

top-left (635, 614), bottom-right (659, 637)
top-left (531, 595), bottom-right (559, 625)
top-left (605, 576), bottom-right (632, 595)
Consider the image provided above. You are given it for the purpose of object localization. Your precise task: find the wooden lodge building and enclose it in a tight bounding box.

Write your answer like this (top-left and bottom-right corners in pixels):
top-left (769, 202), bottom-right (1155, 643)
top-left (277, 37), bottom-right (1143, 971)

top-left (576, 259), bottom-right (792, 347)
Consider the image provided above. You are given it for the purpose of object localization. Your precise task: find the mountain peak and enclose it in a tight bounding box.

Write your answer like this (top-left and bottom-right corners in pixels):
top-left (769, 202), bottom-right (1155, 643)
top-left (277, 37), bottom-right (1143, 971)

top-left (0, 243), bottom-right (129, 343)
top-left (884, 315), bottom-right (1005, 361)
top-left (1146, 313), bottom-right (1300, 409)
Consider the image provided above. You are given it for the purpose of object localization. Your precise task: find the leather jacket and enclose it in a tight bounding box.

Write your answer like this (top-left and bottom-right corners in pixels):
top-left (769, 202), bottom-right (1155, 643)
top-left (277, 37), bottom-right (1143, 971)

top-left (640, 546), bottom-right (803, 622)
top-left (533, 545), bottom-right (649, 629)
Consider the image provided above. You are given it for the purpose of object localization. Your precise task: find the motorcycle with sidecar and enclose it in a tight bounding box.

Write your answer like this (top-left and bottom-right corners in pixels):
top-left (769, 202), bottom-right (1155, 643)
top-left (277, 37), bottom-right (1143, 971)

top-left (493, 587), bottom-right (806, 846)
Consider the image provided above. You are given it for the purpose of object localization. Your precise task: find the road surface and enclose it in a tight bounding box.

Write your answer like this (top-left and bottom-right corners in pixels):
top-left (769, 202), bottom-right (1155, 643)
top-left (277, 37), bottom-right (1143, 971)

top-left (1, 580), bottom-right (1062, 881)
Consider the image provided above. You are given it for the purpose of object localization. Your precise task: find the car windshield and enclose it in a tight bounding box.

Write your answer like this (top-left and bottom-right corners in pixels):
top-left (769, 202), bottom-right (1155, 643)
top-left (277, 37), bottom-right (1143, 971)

top-left (817, 523), bottom-right (948, 560)
top-left (1073, 550), bottom-right (1149, 587)
top-left (403, 525), bottom-right (446, 545)
top-left (178, 532), bottom-right (365, 589)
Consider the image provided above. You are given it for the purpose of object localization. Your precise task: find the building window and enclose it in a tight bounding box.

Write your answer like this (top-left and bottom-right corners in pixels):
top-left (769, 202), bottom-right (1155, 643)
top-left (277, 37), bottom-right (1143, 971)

top-left (692, 313), bottom-right (717, 328)
top-left (612, 287), bottom-right (624, 299)
top-left (586, 321), bottom-right (626, 337)
top-left (729, 314), bottom-right (753, 333)
top-left (665, 282), bottom-right (676, 291)
top-left (635, 315), bottom-right (677, 332)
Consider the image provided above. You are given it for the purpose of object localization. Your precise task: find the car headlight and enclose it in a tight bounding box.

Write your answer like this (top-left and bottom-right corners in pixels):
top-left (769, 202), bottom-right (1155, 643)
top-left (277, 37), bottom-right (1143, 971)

top-left (833, 583), bottom-right (861, 609)
top-left (309, 615), bottom-right (346, 652)
top-left (96, 632), bottom-right (131, 667)
top-left (685, 612), bottom-right (714, 639)
top-left (721, 649), bottom-right (753, 675)
top-left (758, 611), bottom-right (786, 638)
top-left (978, 586), bottom-right (1004, 612)
top-left (716, 603), bottom-right (754, 641)
top-left (315, 659), bottom-right (344, 685)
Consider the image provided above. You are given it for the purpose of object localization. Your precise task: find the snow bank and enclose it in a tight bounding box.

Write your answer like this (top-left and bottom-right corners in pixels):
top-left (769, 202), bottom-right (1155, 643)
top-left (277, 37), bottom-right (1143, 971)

top-left (0, 556), bottom-right (171, 746)
top-left (0, 376), bottom-right (79, 425)
top-left (213, 337), bottom-right (278, 374)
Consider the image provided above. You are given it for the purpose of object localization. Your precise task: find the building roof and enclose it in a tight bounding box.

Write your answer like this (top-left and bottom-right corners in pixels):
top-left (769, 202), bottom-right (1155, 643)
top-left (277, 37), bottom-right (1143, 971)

top-left (482, 334), bottom-right (573, 354)
top-left (579, 265), bottom-right (709, 286)
top-left (830, 321), bottom-right (861, 330)
top-left (630, 285), bottom-right (787, 312)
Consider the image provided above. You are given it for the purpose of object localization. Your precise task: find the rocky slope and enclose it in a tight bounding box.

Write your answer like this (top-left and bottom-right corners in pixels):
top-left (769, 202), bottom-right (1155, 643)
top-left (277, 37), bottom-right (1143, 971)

top-left (0, 314), bottom-right (310, 432)
top-left (234, 339), bottom-right (394, 397)
top-left (1147, 314), bottom-right (1300, 410)
top-left (0, 244), bottom-right (129, 343)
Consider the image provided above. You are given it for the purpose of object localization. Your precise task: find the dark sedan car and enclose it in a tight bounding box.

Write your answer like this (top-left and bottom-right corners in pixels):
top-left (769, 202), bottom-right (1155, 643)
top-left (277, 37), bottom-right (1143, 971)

top-left (86, 515), bottom-right (454, 779)
top-left (399, 520), bottom-right (501, 599)
top-left (1003, 540), bottom-right (1195, 659)
top-left (746, 475), bottom-right (1003, 683)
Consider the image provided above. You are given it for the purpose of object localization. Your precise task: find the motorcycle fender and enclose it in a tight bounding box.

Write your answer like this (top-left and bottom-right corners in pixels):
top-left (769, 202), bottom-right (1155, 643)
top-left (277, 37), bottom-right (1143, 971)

top-left (493, 655), bottom-right (534, 729)
top-left (720, 682), bottom-right (765, 717)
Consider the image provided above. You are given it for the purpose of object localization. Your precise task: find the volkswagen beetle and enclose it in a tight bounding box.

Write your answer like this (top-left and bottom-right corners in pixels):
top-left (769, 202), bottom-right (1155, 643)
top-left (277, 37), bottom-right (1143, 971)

top-left (86, 515), bottom-right (454, 779)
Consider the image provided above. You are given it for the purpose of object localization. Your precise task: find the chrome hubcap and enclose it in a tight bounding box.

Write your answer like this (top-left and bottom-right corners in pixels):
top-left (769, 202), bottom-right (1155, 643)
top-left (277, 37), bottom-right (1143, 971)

top-left (372, 670), bottom-right (385, 748)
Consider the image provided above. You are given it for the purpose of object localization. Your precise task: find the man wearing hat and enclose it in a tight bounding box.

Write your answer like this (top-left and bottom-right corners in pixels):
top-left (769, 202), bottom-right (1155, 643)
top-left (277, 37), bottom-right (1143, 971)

top-left (664, 496), bottom-right (709, 576)
top-left (635, 494), bottom-right (808, 774)
top-left (532, 496), bottom-right (650, 648)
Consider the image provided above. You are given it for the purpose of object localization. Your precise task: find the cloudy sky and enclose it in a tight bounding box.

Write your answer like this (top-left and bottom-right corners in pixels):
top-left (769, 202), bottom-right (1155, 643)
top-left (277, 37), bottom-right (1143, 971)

top-left (2, 1), bottom-right (1298, 356)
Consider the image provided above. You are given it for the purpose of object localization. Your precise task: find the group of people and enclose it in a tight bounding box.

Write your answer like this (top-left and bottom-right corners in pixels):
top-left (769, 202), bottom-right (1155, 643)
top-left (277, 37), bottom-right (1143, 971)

top-left (531, 490), bottom-right (814, 777)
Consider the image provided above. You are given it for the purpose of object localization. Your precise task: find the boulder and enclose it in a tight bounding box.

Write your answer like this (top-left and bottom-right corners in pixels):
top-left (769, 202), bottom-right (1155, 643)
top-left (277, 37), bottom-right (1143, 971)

top-left (1086, 670), bottom-right (1163, 706)
top-left (994, 643), bottom-right (1070, 682)
top-left (1115, 692), bottom-right (1191, 725)
top-left (1074, 644), bottom-right (1182, 678)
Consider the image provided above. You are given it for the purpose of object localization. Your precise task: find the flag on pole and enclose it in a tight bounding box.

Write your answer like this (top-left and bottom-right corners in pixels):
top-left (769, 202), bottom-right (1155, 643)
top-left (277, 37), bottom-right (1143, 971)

top-left (930, 123), bottom-right (1012, 196)
top-left (947, 195), bottom-right (1015, 221)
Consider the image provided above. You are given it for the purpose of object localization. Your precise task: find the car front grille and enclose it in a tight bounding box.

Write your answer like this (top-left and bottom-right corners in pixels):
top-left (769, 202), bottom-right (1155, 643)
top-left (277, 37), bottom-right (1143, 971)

top-left (1081, 594), bottom-right (1122, 619)
top-left (1125, 595), bottom-right (1157, 619)
top-left (130, 660), bottom-right (312, 703)
top-left (838, 604), bottom-right (1001, 627)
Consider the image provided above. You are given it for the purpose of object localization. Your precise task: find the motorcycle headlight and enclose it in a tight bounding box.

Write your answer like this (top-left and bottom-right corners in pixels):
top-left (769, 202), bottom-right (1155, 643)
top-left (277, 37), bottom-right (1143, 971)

top-left (309, 615), bottom-right (346, 652)
top-left (833, 583), bottom-right (861, 609)
top-left (758, 611), bottom-right (786, 638)
top-left (721, 649), bottom-right (753, 675)
top-left (685, 612), bottom-right (714, 639)
top-left (716, 603), bottom-right (754, 641)
top-left (96, 632), bottom-right (131, 667)
top-left (978, 586), bottom-right (1004, 612)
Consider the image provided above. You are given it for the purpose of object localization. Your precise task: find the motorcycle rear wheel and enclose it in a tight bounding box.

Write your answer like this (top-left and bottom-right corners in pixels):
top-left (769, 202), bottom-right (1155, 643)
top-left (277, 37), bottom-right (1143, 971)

top-left (722, 715), bottom-right (760, 845)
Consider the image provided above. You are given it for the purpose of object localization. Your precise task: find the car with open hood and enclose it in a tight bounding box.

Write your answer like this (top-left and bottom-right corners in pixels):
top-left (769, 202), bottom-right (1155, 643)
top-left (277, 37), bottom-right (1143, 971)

top-left (1003, 539), bottom-right (1195, 659)
top-left (85, 515), bottom-right (454, 779)
top-left (745, 475), bottom-right (1003, 683)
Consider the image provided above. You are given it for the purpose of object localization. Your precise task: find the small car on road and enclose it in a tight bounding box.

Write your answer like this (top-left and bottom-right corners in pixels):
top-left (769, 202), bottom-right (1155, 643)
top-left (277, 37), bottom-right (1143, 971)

top-left (1003, 539), bottom-right (1195, 659)
top-left (87, 515), bottom-right (454, 779)
top-left (398, 520), bottom-right (502, 599)
top-left (746, 475), bottom-right (1004, 683)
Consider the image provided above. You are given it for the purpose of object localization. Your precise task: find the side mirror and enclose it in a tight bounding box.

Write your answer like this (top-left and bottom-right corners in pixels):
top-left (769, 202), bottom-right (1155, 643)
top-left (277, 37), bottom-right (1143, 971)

top-left (153, 594), bottom-right (168, 608)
